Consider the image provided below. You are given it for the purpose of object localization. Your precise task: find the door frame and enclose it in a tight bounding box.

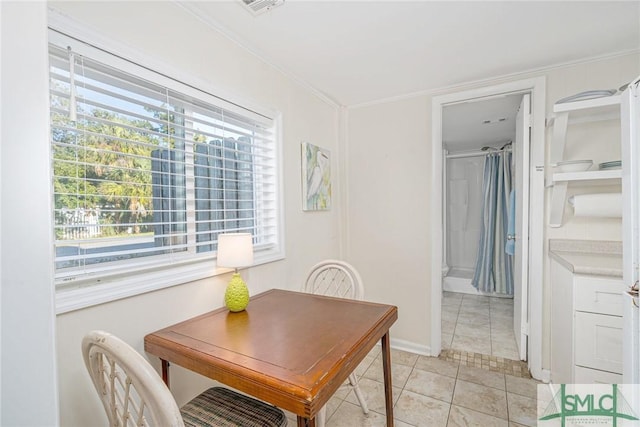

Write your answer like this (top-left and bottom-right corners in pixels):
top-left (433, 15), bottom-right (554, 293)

top-left (430, 77), bottom-right (547, 381)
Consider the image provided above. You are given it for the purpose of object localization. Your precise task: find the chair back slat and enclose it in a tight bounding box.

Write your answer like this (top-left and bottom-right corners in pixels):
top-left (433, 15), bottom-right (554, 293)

top-left (304, 259), bottom-right (364, 301)
top-left (83, 331), bottom-right (287, 427)
top-left (83, 331), bottom-right (184, 427)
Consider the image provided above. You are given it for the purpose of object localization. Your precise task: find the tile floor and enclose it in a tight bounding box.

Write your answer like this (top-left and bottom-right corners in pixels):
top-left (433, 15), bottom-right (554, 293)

top-left (282, 346), bottom-right (540, 426)
top-left (442, 291), bottom-right (520, 360)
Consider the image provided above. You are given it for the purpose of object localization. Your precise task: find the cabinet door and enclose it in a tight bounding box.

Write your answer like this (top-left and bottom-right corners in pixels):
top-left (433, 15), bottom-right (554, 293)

top-left (574, 276), bottom-right (625, 316)
top-left (574, 365), bottom-right (623, 384)
top-left (575, 311), bottom-right (623, 374)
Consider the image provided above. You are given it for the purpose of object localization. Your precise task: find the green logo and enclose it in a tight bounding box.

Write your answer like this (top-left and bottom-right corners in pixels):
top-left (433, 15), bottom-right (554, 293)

top-left (540, 384), bottom-right (639, 426)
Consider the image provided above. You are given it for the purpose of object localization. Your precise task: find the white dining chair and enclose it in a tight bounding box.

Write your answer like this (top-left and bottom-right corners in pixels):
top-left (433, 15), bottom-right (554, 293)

top-left (82, 330), bottom-right (287, 427)
top-left (303, 259), bottom-right (370, 426)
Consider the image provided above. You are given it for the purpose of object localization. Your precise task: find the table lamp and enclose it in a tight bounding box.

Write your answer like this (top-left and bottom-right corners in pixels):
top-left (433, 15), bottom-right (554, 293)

top-left (217, 233), bottom-right (254, 312)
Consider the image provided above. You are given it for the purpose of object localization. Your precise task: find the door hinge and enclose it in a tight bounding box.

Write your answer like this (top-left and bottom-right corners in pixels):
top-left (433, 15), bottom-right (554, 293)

top-left (522, 322), bottom-right (529, 336)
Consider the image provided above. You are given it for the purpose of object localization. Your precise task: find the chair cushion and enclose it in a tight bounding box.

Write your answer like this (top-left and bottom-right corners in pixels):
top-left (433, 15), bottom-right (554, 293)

top-left (181, 387), bottom-right (288, 427)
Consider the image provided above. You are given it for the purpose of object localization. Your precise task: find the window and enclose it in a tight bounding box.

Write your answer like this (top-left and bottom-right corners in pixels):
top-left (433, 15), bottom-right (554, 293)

top-left (49, 29), bottom-right (282, 305)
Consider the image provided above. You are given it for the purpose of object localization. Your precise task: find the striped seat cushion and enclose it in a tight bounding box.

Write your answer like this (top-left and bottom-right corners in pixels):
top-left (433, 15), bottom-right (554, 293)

top-left (181, 387), bottom-right (288, 427)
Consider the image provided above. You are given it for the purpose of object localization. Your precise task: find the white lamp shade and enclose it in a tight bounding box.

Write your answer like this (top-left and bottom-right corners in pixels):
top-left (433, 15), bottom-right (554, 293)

top-left (217, 233), bottom-right (254, 268)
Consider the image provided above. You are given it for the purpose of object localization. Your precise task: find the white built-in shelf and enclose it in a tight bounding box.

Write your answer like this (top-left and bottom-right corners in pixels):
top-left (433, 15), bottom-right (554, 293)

top-left (553, 94), bottom-right (621, 113)
top-left (552, 169), bottom-right (622, 183)
top-left (549, 94), bottom-right (622, 227)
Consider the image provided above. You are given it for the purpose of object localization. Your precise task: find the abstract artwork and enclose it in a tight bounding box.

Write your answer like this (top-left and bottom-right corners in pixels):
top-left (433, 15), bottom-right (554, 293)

top-left (301, 142), bottom-right (331, 211)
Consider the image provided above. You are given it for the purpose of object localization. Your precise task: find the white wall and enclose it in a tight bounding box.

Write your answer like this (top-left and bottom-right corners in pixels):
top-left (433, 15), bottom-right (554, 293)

top-left (44, 2), bottom-right (341, 426)
top-left (1, 2), bottom-right (59, 426)
top-left (347, 96), bottom-right (431, 353)
top-left (346, 53), bottom-right (639, 361)
top-left (445, 156), bottom-right (484, 273)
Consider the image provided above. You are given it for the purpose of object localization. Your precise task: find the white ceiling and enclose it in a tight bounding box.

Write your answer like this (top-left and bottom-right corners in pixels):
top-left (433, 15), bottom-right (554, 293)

top-left (179, 1), bottom-right (638, 150)
top-left (182, 1), bottom-right (639, 107)
top-left (443, 93), bottom-right (523, 152)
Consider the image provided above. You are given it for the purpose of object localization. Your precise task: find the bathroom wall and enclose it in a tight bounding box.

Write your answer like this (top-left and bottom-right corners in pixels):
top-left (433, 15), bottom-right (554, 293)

top-left (445, 155), bottom-right (484, 274)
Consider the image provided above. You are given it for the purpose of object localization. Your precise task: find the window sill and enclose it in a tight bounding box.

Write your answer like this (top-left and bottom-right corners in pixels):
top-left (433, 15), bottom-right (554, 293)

top-left (55, 249), bottom-right (284, 314)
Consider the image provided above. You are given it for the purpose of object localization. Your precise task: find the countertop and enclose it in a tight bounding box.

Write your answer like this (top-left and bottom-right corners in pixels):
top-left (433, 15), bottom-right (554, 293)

top-left (549, 239), bottom-right (623, 277)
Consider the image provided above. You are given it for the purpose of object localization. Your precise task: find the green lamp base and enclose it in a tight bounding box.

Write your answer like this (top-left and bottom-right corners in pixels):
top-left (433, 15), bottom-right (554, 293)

top-left (224, 273), bottom-right (250, 312)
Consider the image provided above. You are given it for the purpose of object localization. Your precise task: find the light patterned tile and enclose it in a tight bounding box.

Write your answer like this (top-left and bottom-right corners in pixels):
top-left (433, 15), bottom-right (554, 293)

top-left (325, 400), bottom-right (388, 427)
top-left (491, 328), bottom-right (516, 343)
top-left (506, 374), bottom-right (539, 399)
top-left (459, 307), bottom-right (490, 318)
top-left (367, 345), bottom-right (381, 359)
top-left (451, 334), bottom-right (492, 355)
top-left (324, 394), bottom-right (345, 421)
top-left (442, 309), bottom-right (459, 323)
top-left (447, 404), bottom-right (509, 427)
top-left (442, 333), bottom-right (453, 349)
top-left (461, 295), bottom-right (491, 304)
top-left (490, 297), bottom-right (513, 307)
top-left (457, 365), bottom-right (506, 390)
top-left (507, 393), bottom-right (537, 427)
top-left (404, 368), bottom-right (456, 403)
top-left (454, 322), bottom-right (491, 339)
top-left (391, 348), bottom-right (420, 367)
top-left (443, 291), bottom-right (463, 301)
top-left (452, 379), bottom-right (508, 419)
top-left (490, 304), bottom-right (512, 315)
top-left (442, 319), bottom-right (456, 335)
top-left (491, 339), bottom-right (519, 360)
top-left (456, 312), bottom-right (490, 326)
top-left (395, 390), bottom-right (450, 427)
top-left (364, 358), bottom-right (413, 389)
top-left (343, 377), bottom-right (402, 414)
top-left (414, 355), bottom-right (459, 378)
top-left (490, 312), bottom-right (514, 323)
top-left (354, 354), bottom-right (377, 379)
top-left (443, 296), bottom-right (462, 307)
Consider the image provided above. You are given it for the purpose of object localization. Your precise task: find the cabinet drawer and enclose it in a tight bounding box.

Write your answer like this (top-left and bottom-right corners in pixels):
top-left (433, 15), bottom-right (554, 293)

top-left (574, 365), bottom-right (623, 384)
top-left (575, 311), bottom-right (623, 374)
top-left (575, 276), bottom-right (625, 315)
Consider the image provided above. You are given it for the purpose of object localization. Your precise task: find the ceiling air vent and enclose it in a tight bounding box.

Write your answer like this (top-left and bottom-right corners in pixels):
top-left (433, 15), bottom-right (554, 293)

top-left (241, 0), bottom-right (285, 15)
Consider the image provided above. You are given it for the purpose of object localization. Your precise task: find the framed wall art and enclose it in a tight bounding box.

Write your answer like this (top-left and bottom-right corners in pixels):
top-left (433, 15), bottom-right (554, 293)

top-left (301, 142), bottom-right (331, 211)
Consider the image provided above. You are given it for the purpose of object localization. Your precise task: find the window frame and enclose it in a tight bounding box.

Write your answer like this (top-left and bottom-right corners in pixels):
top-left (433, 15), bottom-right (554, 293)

top-left (49, 16), bottom-right (285, 314)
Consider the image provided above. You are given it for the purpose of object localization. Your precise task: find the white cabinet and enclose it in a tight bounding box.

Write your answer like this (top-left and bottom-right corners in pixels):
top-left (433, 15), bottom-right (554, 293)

top-left (551, 258), bottom-right (625, 384)
top-left (574, 311), bottom-right (623, 374)
top-left (549, 95), bottom-right (621, 227)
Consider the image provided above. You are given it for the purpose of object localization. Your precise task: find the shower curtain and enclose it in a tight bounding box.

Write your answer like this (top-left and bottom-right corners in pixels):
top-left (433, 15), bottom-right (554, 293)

top-left (471, 151), bottom-right (514, 295)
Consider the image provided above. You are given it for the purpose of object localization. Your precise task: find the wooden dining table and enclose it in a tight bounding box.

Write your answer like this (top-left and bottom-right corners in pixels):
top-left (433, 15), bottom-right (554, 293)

top-left (144, 288), bottom-right (398, 427)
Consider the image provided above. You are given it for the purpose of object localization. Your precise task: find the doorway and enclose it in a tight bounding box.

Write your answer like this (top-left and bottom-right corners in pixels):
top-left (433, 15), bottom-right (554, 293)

top-left (441, 93), bottom-right (525, 360)
top-left (430, 77), bottom-right (547, 381)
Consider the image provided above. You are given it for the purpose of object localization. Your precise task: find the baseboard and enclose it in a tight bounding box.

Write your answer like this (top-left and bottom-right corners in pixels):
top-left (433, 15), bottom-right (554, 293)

top-left (389, 337), bottom-right (431, 356)
top-left (535, 368), bottom-right (552, 383)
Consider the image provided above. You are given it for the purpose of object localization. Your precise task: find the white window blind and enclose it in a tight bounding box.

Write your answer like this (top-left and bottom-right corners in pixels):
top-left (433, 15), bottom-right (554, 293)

top-left (49, 33), bottom-right (279, 289)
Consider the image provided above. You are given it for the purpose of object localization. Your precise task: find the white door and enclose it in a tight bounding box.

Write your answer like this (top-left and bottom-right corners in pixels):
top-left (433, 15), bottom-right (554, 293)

top-left (622, 79), bottom-right (640, 385)
top-left (513, 94), bottom-right (530, 361)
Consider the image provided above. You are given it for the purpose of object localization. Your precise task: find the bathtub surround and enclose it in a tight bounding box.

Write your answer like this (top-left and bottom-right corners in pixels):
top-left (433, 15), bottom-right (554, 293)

top-left (444, 154), bottom-right (484, 292)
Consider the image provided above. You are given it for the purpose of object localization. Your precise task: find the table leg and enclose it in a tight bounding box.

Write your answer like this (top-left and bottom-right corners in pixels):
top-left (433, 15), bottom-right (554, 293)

top-left (296, 416), bottom-right (316, 427)
top-left (161, 359), bottom-right (170, 388)
top-left (382, 332), bottom-right (394, 427)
